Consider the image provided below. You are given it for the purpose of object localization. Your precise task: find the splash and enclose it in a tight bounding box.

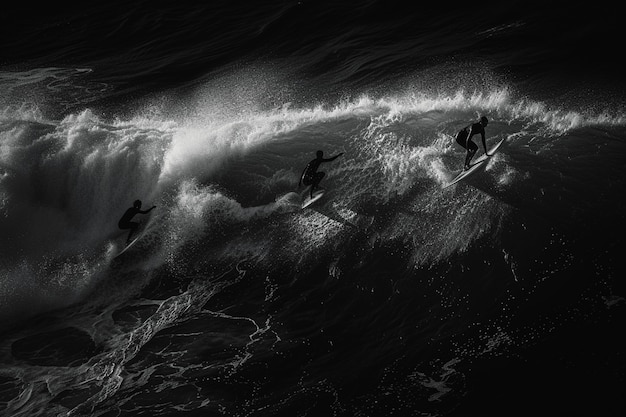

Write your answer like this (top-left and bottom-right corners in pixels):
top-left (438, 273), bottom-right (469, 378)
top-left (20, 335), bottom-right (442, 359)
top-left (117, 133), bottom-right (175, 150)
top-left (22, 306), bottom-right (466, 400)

top-left (1, 82), bottom-right (624, 327)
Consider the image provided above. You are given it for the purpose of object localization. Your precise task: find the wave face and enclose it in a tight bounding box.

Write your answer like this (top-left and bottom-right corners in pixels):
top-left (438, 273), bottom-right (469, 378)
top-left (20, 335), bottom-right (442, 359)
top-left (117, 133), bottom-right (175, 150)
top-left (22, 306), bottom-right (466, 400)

top-left (1, 2), bottom-right (625, 416)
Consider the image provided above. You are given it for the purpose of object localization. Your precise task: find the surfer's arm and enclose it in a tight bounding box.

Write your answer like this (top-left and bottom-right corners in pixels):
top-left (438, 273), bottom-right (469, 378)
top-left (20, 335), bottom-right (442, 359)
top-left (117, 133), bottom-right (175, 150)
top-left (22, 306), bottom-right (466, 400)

top-left (323, 152), bottom-right (344, 162)
top-left (481, 133), bottom-right (488, 155)
top-left (139, 206), bottom-right (156, 214)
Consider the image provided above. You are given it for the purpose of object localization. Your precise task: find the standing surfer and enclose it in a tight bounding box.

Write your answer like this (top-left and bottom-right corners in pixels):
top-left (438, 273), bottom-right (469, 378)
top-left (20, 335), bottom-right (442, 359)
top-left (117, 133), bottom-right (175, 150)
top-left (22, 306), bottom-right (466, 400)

top-left (299, 150), bottom-right (344, 198)
top-left (118, 199), bottom-right (156, 244)
top-left (455, 116), bottom-right (490, 170)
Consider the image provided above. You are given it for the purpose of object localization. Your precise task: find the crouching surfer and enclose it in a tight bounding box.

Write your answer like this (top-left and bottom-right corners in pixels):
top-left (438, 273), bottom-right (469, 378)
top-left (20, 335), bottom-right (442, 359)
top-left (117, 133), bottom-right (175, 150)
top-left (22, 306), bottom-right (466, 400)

top-left (299, 150), bottom-right (344, 198)
top-left (455, 116), bottom-right (490, 170)
top-left (118, 199), bottom-right (156, 244)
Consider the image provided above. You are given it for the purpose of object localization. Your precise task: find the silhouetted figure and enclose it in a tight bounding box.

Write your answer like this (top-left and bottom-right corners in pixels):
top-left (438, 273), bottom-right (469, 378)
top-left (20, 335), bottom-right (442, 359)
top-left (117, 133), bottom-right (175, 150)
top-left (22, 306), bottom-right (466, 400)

top-left (118, 200), bottom-right (156, 244)
top-left (299, 150), bottom-right (344, 198)
top-left (455, 116), bottom-right (490, 170)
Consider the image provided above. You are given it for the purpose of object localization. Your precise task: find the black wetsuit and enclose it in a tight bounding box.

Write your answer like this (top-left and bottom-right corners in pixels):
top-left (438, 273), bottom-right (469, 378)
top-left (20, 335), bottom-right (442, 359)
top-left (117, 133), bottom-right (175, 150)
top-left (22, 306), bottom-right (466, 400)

top-left (118, 207), bottom-right (141, 231)
top-left (301, 158), bottom-right (326, 187)
top-left (455, 122), bottom-right (486, 168)
top-left (300, 153), bottom-right (343, 197)
top-left (455, 122), bottom-right (484, 151)
top-left (118, 206), bottom-right (154, 243)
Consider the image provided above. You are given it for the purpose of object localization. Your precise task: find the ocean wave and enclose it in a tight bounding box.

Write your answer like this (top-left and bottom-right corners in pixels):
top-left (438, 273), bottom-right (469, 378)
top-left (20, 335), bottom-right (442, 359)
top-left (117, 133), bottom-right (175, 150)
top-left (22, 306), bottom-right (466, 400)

top-left (1, 85), bottom-right (624, 327)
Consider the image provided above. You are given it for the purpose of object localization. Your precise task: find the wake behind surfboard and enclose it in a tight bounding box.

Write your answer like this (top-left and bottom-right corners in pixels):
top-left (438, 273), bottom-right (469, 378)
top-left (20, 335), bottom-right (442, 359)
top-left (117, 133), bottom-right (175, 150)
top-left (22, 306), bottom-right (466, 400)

top-left (444, 137), bottom-right (506, 188)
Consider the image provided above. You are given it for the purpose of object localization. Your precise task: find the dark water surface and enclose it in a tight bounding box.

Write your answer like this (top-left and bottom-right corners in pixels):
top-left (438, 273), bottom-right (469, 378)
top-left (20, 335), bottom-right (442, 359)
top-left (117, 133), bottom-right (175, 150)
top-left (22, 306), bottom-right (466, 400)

top-left (1, 1), bottom-right (624, 416)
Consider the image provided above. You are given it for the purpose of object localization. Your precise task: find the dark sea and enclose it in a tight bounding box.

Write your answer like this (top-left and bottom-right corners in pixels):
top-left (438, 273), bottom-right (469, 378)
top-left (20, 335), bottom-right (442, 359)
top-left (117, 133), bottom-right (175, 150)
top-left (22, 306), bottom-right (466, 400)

top-left (1, 1), bottom-right (625, 416)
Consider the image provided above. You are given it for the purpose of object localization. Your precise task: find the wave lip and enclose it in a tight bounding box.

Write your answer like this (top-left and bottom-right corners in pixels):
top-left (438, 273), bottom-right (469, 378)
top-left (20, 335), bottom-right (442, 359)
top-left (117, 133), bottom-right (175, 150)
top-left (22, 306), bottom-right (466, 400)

top-left (1, 83), bottom-right (624, 328)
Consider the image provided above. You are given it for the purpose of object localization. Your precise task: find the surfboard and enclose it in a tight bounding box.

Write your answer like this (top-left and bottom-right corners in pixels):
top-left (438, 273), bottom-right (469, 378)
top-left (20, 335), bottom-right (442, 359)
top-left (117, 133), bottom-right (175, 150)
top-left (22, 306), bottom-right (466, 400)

top-left (114, 235), bottom-right (142, 258)
top-left (444, 137), bottom-right (506, 188)
top-left (302, 189), bottom-right (325, 209)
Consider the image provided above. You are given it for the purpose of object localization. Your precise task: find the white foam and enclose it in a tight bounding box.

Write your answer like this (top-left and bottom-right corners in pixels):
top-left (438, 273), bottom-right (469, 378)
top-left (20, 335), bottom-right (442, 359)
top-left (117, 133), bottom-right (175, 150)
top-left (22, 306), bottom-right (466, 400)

top-left (1, 80), bottom-right (624, 325)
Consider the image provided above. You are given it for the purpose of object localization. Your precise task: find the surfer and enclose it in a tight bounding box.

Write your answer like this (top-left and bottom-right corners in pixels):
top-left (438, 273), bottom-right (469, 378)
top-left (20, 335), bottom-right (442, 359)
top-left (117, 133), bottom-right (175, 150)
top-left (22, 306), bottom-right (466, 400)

top-left (299, 150), bottom-right (344, 198)
top-left (118, 200), bottom-right (156, 244)
top-left (455, 116), bottom-right (490, 170)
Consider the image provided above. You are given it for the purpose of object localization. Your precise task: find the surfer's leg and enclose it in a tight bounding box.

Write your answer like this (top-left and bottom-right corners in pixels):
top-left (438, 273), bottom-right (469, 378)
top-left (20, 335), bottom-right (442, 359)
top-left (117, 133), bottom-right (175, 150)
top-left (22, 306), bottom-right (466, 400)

top-left (457, 131), bottom-right (473, 170)
top-left (455, 131), bottom-right (468, 148)
top-left (312, 172), bottom-right (325, 197)
top-left (465, 141), bottom-right (477, 169)
top-left (126, 222), bottom-right (139, 243)
top-left (302, 175), bottom-right (314, 197)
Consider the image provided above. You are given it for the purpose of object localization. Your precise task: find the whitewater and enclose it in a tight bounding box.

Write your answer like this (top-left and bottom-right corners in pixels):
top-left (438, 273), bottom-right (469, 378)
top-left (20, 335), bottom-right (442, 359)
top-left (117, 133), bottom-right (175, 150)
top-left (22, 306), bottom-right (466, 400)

top-left (2, 1), bottom-right (625, 414)
top-left (1, 69), bottom-right (625, 415)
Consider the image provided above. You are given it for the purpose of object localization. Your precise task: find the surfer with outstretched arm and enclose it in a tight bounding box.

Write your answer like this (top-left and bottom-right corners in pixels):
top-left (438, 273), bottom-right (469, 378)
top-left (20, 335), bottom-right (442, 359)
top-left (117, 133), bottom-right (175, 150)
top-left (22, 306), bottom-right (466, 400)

top-left (118, 199), bottom-right (156, 244)
top-left (455, 116), bottom-right (490, 170)
top-left (299, 150), bottom-right (344, 198)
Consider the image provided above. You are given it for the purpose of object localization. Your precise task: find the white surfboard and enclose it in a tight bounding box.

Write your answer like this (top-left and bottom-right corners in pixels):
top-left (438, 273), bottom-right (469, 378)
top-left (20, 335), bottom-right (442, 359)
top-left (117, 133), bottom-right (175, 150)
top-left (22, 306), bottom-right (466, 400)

top-left (302, 189), bottom-right (326, 209)
top-left (445, 137), bottom-right (506, 188)
top-left (114, 235), bottom-right (142, 258)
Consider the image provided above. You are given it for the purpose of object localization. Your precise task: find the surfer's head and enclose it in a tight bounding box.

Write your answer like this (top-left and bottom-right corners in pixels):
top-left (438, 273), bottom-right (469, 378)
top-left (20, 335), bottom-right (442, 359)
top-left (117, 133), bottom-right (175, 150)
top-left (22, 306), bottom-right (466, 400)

top-left (133, 200), bottom-right (142, 209)
top-left (316, 150), bottom-right (323, 158)
top-left (480, 116), bottom-right (489, 126)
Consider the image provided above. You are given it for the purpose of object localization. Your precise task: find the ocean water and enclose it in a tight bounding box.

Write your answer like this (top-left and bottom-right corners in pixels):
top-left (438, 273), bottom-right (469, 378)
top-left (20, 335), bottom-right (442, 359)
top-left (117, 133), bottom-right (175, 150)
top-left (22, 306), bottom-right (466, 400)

top-left (1, 1), bottom-right (625, 416)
